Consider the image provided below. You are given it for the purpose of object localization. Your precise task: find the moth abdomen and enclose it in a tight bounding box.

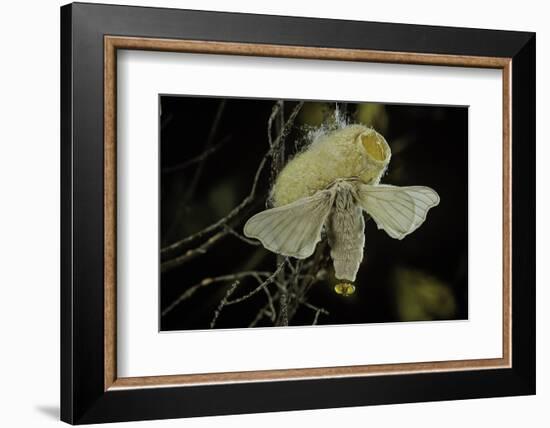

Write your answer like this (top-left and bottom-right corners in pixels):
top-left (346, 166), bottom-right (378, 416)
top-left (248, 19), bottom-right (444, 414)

top-left (326, 184), bottom-right (365, 283)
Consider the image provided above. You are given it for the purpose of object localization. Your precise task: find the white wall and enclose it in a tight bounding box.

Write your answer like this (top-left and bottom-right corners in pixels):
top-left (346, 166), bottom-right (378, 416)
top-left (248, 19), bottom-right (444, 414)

top-left (0, 0), bottom-right (546, 427)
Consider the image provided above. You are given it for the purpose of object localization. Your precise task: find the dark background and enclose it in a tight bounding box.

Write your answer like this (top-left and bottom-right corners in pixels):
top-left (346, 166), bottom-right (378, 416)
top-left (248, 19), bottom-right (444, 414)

top-left (159, 95), bottom-right (468, 331)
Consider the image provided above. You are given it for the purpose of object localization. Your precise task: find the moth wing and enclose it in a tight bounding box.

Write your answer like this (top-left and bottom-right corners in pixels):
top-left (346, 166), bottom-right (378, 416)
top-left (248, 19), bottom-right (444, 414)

top-left (243, 189), bottom-right (335, 259)
top-left (356, 184), bottom-right (440, 240)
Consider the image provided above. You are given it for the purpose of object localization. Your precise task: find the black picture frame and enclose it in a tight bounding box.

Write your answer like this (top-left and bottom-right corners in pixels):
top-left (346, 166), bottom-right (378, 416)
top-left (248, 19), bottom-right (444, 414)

top-left (61, 2), bottom-right (535, 424)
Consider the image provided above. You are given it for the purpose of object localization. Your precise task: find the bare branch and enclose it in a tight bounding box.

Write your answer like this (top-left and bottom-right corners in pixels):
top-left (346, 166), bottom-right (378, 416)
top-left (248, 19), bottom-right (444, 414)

top-left (276, 289), bottom-right (289, 327)
top-left (164, 100), bottom-right (227, 243)
top-left (210, 280), bottom-right (240, 328)
top-left (248, 306), bottom-right (271, 328)
top-left (312, 310), bottom-right (322, 326)
top-left (267, 101), bottom-right (283, 148)
top-left (161, 231), bottom-right (226, 272)
top-left (262, 283), bottom-right (277, 322)
top-left (225, 259), bottom-right (287, 306)
top-left (248, 290), bottom-right (280, 327)
top-left (161, 101), bottom-right (330, 330)
top-left (162, 136), bottom-right (230, 175)
top-left (271, 100), bottom-right (286, 182)
top-left (223, 225), bottom-right (260, 246)
top-left (302, 301), bottom-right (329, 316)
top-left (161, 271), bottom-right (271, 317)
top-left (288, 299), bottom-right (329, 326)
top-left (286, 241), bottom-right (329, 321)
top-left (182, 100), bottom-right (226, 204)
top-left (161, 149), bottom-right (266, 257)
top-left (160, 101), bottom-right (304, 259)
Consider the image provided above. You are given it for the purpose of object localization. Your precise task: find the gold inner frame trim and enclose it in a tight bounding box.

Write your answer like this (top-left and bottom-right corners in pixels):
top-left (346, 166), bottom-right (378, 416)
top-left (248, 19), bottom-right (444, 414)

top-left (104, 35), bottom-right (512, 391)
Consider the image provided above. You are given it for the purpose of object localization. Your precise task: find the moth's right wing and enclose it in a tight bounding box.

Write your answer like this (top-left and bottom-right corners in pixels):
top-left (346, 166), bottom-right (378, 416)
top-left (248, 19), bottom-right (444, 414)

top-left (355, 184), bottom-right (439, 240)
top-left (243, 189), bottom-right (335, 259)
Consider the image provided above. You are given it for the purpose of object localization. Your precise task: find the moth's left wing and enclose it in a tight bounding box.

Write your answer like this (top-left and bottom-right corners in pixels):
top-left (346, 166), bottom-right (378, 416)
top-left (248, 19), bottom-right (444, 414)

top-left (243, 189), bottom-right (335, 259)
top-left (356, 184), bottom-right (440, 240)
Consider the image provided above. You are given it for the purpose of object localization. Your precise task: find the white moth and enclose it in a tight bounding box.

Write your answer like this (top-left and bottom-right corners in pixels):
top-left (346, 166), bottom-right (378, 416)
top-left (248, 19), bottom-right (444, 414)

top-left (243, 124), bottom-right (439, 294)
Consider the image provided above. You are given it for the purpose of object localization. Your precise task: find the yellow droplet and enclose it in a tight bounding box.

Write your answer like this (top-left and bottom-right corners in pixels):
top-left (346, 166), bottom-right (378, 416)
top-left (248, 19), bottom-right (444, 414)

top-left (334, 282), bottom-right (356, 296)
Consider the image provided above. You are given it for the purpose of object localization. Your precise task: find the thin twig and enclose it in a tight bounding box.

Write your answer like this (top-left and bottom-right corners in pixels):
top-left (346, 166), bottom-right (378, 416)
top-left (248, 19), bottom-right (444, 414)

top-left (225, 259), bottom-right (287, 306)
top-left (249, 288), bottom-right (327, 328)
top-left (161, 271), bottom-right (271, 317)
top-left (262, 283), bottom-right (277, 322)
top-left (164, 100), bottom-right (227, 243)
top-left (162, 153), bottom-right (266, 254)
top-left (312, 310), bottom-right (322, 326)
top-left (161, 102), bottom-right (304, 260)
top-left (269, 101), bottom-right (292, 327)
top-left (268, 101), bottom-right (284, 184)
top-left (162, 136), bottom-right (230, 175)
top-left (161, 231), bottom-right (226, 272)
top-left (161, 202), bottom-right (262, 270)
top-left (161, 100), bottom-right (326, 329)
top-left (277, 290), bottom-right (289, 326)
top-left (248, 306), bottom-right (271, 328)
top-left (248, 290), bottom-right (280, 327)
top-left (223, 225), bottom-right (260, 246)
top-left (290, 259), bottom-right (302, 291)
top-left (182, 100), bottom-right (226, 204)
top-left (267, 101), bottom-right (282, 148)
top-left (302, 301), bottom-right (329, 315)
top-left (210, 280), bottom-right (240, 328)
top-left (286, 241), bottom-right (328, 321)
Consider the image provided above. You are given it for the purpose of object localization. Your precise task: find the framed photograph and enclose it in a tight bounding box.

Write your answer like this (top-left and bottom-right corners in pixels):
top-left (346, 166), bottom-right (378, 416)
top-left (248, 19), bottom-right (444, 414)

top-left (61, 2), bottom-right (535, 424)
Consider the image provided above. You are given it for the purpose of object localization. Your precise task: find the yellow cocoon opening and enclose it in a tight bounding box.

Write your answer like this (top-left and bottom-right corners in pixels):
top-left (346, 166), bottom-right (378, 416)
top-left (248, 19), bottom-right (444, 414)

top-left (271, 125), bottom-right (391, 207)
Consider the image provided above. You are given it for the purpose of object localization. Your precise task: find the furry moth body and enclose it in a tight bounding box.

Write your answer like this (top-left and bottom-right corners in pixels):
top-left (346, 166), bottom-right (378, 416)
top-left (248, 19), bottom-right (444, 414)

top-left (243, 124), bottom-right (440, 292)
top-left (325, 180), bottom-right (365, 283)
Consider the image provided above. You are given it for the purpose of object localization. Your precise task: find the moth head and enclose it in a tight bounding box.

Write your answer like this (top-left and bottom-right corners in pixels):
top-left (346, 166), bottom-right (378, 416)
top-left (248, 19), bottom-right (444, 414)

top-left (355, 128), bottom-right (391, 185)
